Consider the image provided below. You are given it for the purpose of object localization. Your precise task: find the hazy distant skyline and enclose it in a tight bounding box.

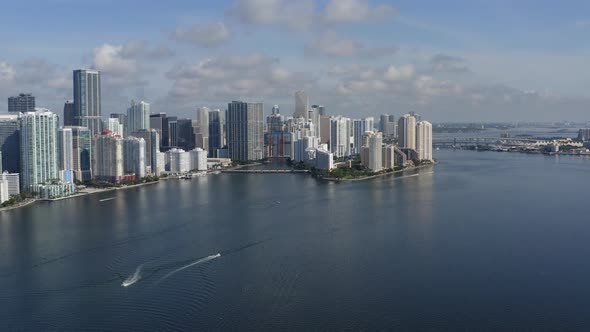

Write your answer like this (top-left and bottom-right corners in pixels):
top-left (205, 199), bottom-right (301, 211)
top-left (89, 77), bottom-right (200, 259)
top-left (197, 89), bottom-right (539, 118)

top-left (1, 0), bottom-right (590, 122)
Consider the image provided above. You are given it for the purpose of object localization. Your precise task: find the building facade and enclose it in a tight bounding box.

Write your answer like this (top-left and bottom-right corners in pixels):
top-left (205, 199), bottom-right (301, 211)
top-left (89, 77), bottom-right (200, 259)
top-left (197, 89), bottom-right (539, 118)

top-left (127, 100), bottom-right (150, 135)
top-left (398, 114), bottom-right (416, 149)
top-left (416, 121), bottom-right (433, 161)
top-left (8, 93), bottom-right (35, 113)
top-left (73, 69), bottom-right (102, 135)
top-left (93, 131), bottom-right (124, 183)
top-left (0, 113), bottom-right (20, 173)
top-left (227, 101), bottom-right (264, 161)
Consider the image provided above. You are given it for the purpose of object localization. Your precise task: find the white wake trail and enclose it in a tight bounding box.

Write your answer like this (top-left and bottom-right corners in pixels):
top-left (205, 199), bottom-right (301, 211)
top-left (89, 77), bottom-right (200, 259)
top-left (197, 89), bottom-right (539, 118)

top-left (158, 253), bottom-right (221, 284)
top-left (122, 264), bottom-right (143, 287)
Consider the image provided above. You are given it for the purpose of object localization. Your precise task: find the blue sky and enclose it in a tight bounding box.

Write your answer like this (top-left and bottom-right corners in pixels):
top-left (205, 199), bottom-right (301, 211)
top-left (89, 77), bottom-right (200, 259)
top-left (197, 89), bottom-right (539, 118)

top-left (1, 0), bottom-right (589, 121)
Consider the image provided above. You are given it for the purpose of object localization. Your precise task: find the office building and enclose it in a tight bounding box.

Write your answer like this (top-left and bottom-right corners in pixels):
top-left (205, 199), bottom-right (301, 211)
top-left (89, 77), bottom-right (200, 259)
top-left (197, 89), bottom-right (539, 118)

top-left (294, 90), bottom-right (308, 120)
top-left (93, 130), bottom-right (124, 183)
top-left (227, 101), bottom-right (264, 161)
top-left (127, 100), bottom-right (150, 134)
top-left (124, 137), bottom-right (146, 179)
top-left (208, 109), bottom-right (225, 155)
top-left (176, 118), bottom-right (195, 151)
top-left (398, 114), bottom-right (416, 149)
top-left (58, 127), bottom-right (74, 183)
top-left (416, 121), bottom-right (433, 161)
top-left (64, 126), bottom-right (92, 182)
top-left (150, 113), bottom-right (169, 150)
top-left (73, 69), bottom-right (102, 135)
top-left (19, 109), bottom-right (59, 191)
top-left (131, 129), bottom-right (160, 175)
top-left (63, 100), bottom-right (75, 126)
top-left (167, 116), bottom-right (178, 148)
top-left (0, 113), bottom-right (20, 173)
top-left (8, 93), bottom-right (35, 113)
top-left (194, 107), bottom-right (209, 150)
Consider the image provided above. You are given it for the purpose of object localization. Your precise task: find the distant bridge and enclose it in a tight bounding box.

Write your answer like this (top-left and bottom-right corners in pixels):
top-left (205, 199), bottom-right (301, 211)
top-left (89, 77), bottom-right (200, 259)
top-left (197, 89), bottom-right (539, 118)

top-left (221, 169), bottom-right (310, 174)
top-left (433, 137), bottom-right (542, 148)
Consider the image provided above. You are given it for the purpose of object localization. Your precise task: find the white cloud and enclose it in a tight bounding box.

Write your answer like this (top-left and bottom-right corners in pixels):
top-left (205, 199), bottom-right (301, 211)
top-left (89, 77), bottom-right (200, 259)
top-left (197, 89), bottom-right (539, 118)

top-left (305, 30), bottom-right (397, 58)
top-left (228, 0), bottom-right (316, 30)
top-left (384, 64), bottom-right (415, 81)
top-left (0, 61), bottom-right (17, 83)
top-left (323, 0), bottom-right (396, 23)
top-left (172, 22), bottom-right (231, 47)
top-left (92, 44), bottom-right (138, 75)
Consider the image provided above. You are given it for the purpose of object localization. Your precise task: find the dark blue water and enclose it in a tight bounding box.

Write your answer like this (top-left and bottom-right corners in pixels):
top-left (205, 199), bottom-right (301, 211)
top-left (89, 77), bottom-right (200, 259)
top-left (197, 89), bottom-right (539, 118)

top-left (2, 150), bottom-right (590, 330)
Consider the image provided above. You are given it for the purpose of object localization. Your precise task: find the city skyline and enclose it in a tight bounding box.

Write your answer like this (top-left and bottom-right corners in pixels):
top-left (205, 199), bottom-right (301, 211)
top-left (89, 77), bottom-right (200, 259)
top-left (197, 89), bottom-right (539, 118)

top-left (1, 1), bottom-right (590, 122)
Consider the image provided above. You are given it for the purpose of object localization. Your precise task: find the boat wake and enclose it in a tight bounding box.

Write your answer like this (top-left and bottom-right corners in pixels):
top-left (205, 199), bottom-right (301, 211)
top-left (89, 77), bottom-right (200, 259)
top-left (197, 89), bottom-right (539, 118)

top-left (157, 253), bottom-right (221, 284)
top-left (99, 197), bottom-right (116, 202)
top-left (122, 265), bottom-right (143, 287)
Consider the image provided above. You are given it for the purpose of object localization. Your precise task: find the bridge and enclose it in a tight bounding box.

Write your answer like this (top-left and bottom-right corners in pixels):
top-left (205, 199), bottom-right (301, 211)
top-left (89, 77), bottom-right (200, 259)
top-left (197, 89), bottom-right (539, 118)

top-left (433, 137), bottom-right (544, 148)
top-left (221, 169), bottom-right (311, 174)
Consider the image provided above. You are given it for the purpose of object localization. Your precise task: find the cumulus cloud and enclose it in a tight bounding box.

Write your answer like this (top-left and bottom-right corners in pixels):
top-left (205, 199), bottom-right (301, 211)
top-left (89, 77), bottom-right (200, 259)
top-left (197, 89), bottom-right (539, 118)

top-left (323, 0), bottom-right (396, 23)
top-left (172, 22), bottom-right (231, 47)
top-left (0, 61), bottom-right (17, 83)
top-left (92, 44), bottom-right (139, 76)
top-left (228, 0), bottom-right (316, 30)
top-left (429, 53), bottom-right (469, 73)
top-left (305, 30), bottom-right (397, 58)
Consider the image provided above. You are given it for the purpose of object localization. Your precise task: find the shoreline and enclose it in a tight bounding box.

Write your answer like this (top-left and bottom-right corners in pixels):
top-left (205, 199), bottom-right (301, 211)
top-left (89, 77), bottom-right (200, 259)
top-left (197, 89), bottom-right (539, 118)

top-left (319, 163), bottom-right (436, 182)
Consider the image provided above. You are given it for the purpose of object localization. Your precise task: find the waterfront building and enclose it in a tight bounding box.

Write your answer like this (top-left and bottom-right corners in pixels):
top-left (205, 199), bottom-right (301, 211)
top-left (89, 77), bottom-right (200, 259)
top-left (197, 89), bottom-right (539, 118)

top-left (63, 100), bottom-right (75, 126)
top-left (8, 93), bottom-right (35, 113)
top-left (330, 116), bottom-right (352, 158)
top-left (398, 114), bottom-right (417, 149)
top-left (166, 148), bottom-right (190, 173)
top-left (382, 144), bottom-right (395, 169)
top-left (293, 136), bottom-right (319, 162)
top-left (353, 117), bottom-right (375, 154)
top-left (19, 109), bottom-right (59, 191)
top-left (208, 109), bottom-right (225, 156)
top-left (0, 175), bottom-right (8, 203)
top-left (106, 118), bottom-right (124, 137)
top-left (1, 172), bottom-right (20, 196)
top-left (315, 148), bottom-right (334, 170)
top-left (416, 121), bottom-right (433, 161)
top-left (131, 129), bottom-right (160, 175)
top-left (368, 132), bottom-right (383, 172)
top-left (66, 126), bottom-right (92, 182)
top-left (294, 90), bottom-right (308, 120)
top-left (0, 113), bottom-right (20, 173)
top-left (127, 100), bottom-right (150, 135)
top-left (190, 148), bottom-right (208, 171)
top-left (578, 129), bottom-right (590, 142)
top-left (32, 182), bottom-right (77, 199)
top-left (156, 152), bottom-right (166, 176)
top-left (58, 127), bottom-right (74, 183)
top-left (227, 101), bottom-right (264, 161)
top-left (194, 107), bottom-right (209, 150)
top-left (93, 130), bottom-right (124, 183)
top-left (73, 69), bottom-right (102, 135)
top-left (124, 137), bottom-right (146, 179)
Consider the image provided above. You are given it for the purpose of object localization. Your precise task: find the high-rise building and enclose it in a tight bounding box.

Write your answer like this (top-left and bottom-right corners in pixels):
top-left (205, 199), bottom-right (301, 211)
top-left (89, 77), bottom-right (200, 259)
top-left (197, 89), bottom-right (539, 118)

top-left (176, 118), bottom-right (195, 151)
top-left (167, 116), bottom-right (178, 148)
top-left (124, 137), bottom-right (146, 179)
top-left (330, 116), bottom-right (351, 158)
top-left (189, 148), bottom-right (208, 171)
top-left (0, 113), bottom-right (20, 173)
top-left (353, 117), bottom-right (374, 154)
top-left (166, 148), bottom-right (190, 173)
top-left (1, 172), bottom-right (20, 197)
top-left (194, 107), bottom-right (209, 150)
top-left (110, 113), bottom-right (128, 137)
top-left (265, 111), bottom-right (289, 158)
top-left (416, 121), bottom-right (433, 161)
top-left (380, 114), bottom-right (396, 136)
top-left (131, 129), bottom-right (160, 175)
top-left (58, 127), bottom-right (74, 183)
top-left (294, 90), bottom-right (308, 120)
top-left (126, 100), bottom-right (150, 135)
top-left (73, 69), bottom-right (102, 135)
top-left (578, 128), bottom-right (590, 141)
top-left (93, 130), bottom-right (124, 183)
top-left (149, 113), bottom-right (169, 150)
top-left (368, 132), bottom-right (383, 172)
top-left (106, 118), bottom-right (124, 137)
top-left (382, 144), bottom-right (395, 169)
top-left (63, 100), bottom-right (75, 126)
top-left (319, 116), bottom-right (331, 145)
top-left (315, 147), bottom-right (334, 170)
top-left (66, 126), bottom-right (92, 182)
top-left (19, 109), bottom-right (59, 191)
top-left (227, 101), bottom-right (264, 161)
top-left (398, 114), bottom-right (416, 149)
top-left (8, 93), bottom-right (35, 113)
top-left (208, 109), bottom-right (225, 155)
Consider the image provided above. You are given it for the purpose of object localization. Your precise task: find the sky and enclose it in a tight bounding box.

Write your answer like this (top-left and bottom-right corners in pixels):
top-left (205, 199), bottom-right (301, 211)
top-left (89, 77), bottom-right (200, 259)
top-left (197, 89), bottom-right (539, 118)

top-left (1, 0), bottom-right (589, 122)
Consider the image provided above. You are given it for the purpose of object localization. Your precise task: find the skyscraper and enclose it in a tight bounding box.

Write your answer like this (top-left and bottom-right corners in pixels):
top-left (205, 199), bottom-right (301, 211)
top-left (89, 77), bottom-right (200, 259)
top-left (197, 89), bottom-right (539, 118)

top-left (73, 69), bottom-right (102, 135)
top-left (176, 118), bottom-right (195, 151)
top-left (93, 131), bottom-right (124, 183)
top-left (294, 90), bottom-right (308, 120)
top-left (416, 121), bottom-right (433, 161)
top-left (126, 100), bottom-right (150, 134)
top-left (167, 116), bottom-right (178, 148)
top-left (353, 117), bottom-right (374, 154)
top-left (131, 129), bottom-right (160, 175)
top-left (19, 109), bottom-right (59, 191)
top-left (330, 116), bottom-right (351, 158)
top-left (150, 113), bottom-right (169, 151)
top-left (398, 114), bottom-right (416, 150)
top-left (208, 109), bottom-right (225, 155)
top-left (380, 114), bottom-right (396, 136)
top-left (58, 127), bottom-right (74, 182)
top-left (106, 118), bottom-right (124, 137)
top-left (63, 100), bottom-right (75, 126)
top-left (0, 113), bottom-right (20, 173)
top-left (124, 137), bottom-right (146, 179)
top-left (368, 132), bottom-right (383, 172)
top-left (8, 93), bottom-right (35, 113)
top-left (227, 101), bottom-right (264, 161)
top-left (66, 126), bottom-right (92, 182)
top-left (194, 107), bottom-right (210, 150)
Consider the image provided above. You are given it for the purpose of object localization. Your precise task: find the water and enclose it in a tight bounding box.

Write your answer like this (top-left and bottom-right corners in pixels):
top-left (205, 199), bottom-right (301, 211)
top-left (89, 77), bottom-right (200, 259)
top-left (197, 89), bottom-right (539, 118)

top-left (2, 150), bottom-right (590, 330)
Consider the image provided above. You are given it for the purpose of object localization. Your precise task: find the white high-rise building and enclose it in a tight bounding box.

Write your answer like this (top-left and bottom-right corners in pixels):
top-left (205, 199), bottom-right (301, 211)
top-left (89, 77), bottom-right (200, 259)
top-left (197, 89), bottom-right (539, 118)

top-left (382, 145), bottom-right (395, 169)
top-left (353, 117), bottom-right (374, 154)
top-left (124, 137), bottom-right (146, 179)
top-left (330, 116), bottom-right (351, 158)
top-left (398, 114), bottom-right (416, 149)
top-left (166, 148), bottom-right (191, 173)
top-left (58, 127), bottom-right (74, 183)
top-left (93, 131), bottom-right (124, 183)
top-left (294, 90), bottom-right (308, 120)
top-left (368, 132), bottom-right (383, 172)
top-left (315, 147), bottom-right (334, 171)
top-left (190, 148), bottom-right (208, 171)
top-left (195, 107), bottom-right (210, 150)
top-left (19, 109), bottom-right (60, 191)
top-left (107, 118), bottom-right (124, 137)
top-left (416, 121), bottom-right (433, 161)
top-left (127, 100), bottom-right (150, 134)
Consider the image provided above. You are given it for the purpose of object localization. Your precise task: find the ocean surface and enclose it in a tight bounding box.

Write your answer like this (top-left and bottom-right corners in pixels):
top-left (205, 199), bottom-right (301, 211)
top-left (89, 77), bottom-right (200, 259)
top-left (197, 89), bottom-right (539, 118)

top-left (2, 150), bottom-right (590, 330)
